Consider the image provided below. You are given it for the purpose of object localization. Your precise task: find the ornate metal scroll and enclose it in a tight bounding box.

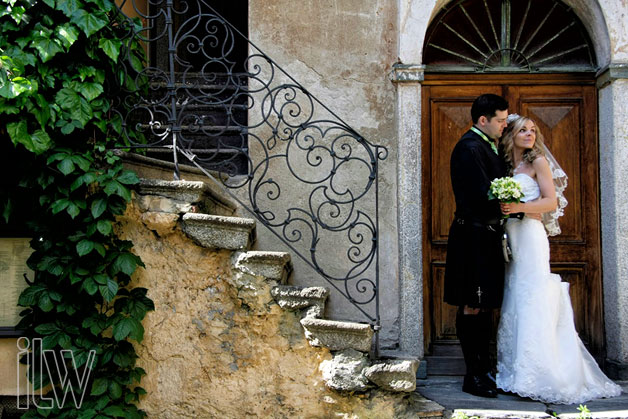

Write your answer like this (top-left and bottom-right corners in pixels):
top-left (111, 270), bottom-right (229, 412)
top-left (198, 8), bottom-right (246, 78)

top-left (113, 0), bottom-right (388, 326)
top-left (424, 0), bottom-right (596, 73)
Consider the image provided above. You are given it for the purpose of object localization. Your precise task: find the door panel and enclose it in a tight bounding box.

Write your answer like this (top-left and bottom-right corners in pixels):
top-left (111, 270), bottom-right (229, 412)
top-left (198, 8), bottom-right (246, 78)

top-left (422, 76), bottom-right (603, 361)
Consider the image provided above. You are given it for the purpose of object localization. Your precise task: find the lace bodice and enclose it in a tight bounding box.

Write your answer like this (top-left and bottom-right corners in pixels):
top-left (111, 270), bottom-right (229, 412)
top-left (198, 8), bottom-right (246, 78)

top-left (513, 173), bottom-right (540, 202)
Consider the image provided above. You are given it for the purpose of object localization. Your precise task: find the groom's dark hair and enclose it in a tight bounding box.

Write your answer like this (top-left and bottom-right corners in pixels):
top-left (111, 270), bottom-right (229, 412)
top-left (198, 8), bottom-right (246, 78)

top-left (471, 94), bottom-right (508, 124)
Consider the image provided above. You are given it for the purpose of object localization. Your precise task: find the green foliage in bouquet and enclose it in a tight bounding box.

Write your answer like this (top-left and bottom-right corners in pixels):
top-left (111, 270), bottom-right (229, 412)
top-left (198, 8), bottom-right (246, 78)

top-left (488, 176), bottom-right (524, 203)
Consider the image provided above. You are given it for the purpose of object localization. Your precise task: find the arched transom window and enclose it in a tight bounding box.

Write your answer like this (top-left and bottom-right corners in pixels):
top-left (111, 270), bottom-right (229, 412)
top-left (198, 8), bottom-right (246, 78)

top-left (423, 0), bottom-right (596, 72)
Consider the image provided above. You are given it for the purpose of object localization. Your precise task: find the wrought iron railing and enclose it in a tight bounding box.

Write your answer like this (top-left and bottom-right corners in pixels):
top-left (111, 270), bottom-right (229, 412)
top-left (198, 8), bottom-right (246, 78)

top-left (113, 1), bottom-right (388, 328)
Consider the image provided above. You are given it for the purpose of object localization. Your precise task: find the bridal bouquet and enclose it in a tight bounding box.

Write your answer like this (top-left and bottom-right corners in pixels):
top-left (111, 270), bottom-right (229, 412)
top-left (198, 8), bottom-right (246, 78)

top-left (488, 177), bottom-right (524, 203)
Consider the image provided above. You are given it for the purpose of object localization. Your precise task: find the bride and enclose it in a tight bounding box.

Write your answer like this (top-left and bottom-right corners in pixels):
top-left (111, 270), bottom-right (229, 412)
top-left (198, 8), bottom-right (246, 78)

top-left (496, 114), bottom-right (622, 404)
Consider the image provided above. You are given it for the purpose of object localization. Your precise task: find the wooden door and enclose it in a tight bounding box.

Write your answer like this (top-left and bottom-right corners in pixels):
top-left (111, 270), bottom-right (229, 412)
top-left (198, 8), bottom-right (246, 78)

top-left (422, 74), bottom-right (604, 362)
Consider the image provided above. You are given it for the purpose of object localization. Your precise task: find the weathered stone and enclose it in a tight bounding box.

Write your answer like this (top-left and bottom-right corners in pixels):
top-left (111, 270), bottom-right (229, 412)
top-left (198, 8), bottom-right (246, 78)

top-left (137, 178), bottom-right (236, 216)
top-left (136, 193), bottom-right (198, 214)
top-left (271, 285), bottom-right (329, 318)
top-left (114, 200), bottom-right (445, 417)
top-left (233, 251), bottom-right (292, 283)
top-left (320, 349), bottom-right (369, 392)
top-left (140, 211), bottom-right (179, 237)
top-left (363, 359), bottom-right (420, 392)
top-left (300, 317), bottom-right (374, 352)
top-left (181, 213), bottom-right (255, 250)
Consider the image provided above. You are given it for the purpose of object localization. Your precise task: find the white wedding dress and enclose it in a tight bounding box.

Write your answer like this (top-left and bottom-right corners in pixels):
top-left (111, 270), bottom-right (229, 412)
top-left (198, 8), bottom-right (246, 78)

top-left (496, 173), bottom-right (622, 404)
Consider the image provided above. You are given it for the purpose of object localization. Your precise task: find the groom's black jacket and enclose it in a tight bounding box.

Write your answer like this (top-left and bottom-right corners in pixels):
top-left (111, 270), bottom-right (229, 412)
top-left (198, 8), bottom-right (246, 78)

top-left (444, 129), bottom-right (507, 309)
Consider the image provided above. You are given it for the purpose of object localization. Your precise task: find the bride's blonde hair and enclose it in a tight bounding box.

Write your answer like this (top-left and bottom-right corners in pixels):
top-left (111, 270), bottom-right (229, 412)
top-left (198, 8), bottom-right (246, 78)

top-left (500, 114), bottom-right (546, 175)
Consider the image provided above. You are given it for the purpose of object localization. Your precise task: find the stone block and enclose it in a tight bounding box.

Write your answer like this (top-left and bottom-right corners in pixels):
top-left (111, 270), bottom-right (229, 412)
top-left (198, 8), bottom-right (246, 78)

top-left (271, 285), bottom-right (329, 318)
top-left (137, 178), bottom-right (236, 215)
top-left (363, 359), bottom-right (420, 392)
top-left (233, 251), bottom-right (292, 283)
top-left (319, 349), bottom-right (369, 392)
top-left (300, 317), bottom-right (373, 352)
top-left (181, 213), bottom-right (255, 250)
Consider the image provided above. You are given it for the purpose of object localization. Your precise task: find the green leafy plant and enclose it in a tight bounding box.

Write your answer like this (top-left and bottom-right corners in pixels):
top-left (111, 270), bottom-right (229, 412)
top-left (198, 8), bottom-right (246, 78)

top-left (1, 0), bottom-right (152, 417)
top-left (577, 404), bottom-right (592, 419)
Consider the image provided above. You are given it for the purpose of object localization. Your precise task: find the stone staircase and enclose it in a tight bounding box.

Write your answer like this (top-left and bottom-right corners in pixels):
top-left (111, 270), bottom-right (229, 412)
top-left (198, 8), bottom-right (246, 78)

top-left (424, 340), bottom-right (466, 376)
top-left (133, 175), bottom-right (425, 396)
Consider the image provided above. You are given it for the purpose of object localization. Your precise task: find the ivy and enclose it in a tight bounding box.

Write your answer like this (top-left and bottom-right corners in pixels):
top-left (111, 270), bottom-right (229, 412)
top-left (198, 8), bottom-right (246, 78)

top-left (1, 0), bottom-right (152, 417)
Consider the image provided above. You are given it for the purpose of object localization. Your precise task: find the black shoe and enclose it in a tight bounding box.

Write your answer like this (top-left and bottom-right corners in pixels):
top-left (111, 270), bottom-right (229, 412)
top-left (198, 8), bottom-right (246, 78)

top-left (483, 371), bottom-right (497, 390)
top-left (462, 375), bottom-right (497, 398)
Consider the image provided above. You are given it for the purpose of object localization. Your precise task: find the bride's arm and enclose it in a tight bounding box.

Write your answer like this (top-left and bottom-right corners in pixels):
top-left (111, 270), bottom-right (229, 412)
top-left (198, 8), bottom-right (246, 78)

top-left (502, 156), bottom-right (557, 214)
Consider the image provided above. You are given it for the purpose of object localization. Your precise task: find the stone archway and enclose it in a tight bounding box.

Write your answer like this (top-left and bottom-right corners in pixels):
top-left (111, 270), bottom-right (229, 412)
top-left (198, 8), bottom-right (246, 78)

top-left (392, 0), bottom-right (613, 363)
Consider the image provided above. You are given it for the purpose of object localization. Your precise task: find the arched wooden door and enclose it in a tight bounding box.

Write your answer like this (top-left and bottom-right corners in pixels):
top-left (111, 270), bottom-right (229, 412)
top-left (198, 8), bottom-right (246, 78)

top-left (421, 73), bottom-right (604, 370)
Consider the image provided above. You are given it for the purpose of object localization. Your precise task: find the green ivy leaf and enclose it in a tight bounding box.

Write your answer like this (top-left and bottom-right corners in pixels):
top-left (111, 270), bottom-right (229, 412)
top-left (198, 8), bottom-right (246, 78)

top-left (82, 278), bottom-right (98, 295)
top-left (94, 242), bottom-right (106, 257)
top-left (99, 278), bottom-right (118, 302)
top-left (103, 180), bottom-right (131, 201)
top-left (97, 219), bottom-right (112, 235)
top-left (70, 154), bottom-right (91, 171)
top-left (50, 198), bottom-right (70, 214)
top-left (116, 170), bottom-right (140, 185)
top-left (57, 157), bottom-right (75, 175)
top-left (0, 75), bottom-right (33, 98)
top-left (98, 38), bottom-right (122, 62)
top-left (103, 405), bottom-right (126, 417)
top-left (56, 23), bottom-right (80, 49)
top-left (34, 322), bottom-right (59, 335)
top-left (7, 121), bottom-right (51, 154)
top-left (91, 197), bottom-right (107, 218)
top-left (112, 252), bottom-right (140, 276)
top-left (112, 316), bottom-right (143, 341)
top-left (79, 82), bottom-right (104, 101)
top-left (76, 239), bottom-right (94, 256)
top-left (56, 0), bottom-right (81, 17)
top-left (90, 377), bottom-right (108, 396)
top-left (108, 380), bottom-right (122, 399)
top-left (38, 292), bottom-right (54, 312)
top-left (31, 35), bottom-right (64, 62)
top-left (56, 88), bottom-right (93, 127)
top-left (71, 9), bottom-right (107, 37)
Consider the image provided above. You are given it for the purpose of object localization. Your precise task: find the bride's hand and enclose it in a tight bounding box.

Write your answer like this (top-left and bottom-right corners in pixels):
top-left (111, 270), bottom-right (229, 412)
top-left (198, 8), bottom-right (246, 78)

top-left (500, 202), bottom-right (523, 215)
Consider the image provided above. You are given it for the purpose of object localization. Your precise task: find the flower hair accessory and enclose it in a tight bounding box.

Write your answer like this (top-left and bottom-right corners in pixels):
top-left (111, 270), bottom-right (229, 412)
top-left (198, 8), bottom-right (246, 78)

top-left (507, 113), bottom-right (521, 124)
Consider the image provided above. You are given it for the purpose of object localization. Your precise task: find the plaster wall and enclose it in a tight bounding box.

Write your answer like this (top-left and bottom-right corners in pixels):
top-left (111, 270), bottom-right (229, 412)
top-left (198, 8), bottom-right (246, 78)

top-left (244, 1), bottom-right (401, 348)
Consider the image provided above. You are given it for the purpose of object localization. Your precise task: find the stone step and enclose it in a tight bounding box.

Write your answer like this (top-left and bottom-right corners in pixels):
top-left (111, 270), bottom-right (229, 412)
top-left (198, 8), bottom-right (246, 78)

top-left (233, 251), bottom-right (292, 283)
top-left (300, 317), bottom-right (374, 352)
top-left (137, 178), bottom-right (237, 216)
top-left (430, 340), bottom-right (463, 357)
top-left (364, 358), bottom-right (420, 392)
top-left (270, 285), bottom-right (329, 318)
top-left (424, 355), bottom-right (466, 376)
top-left (181, 213), bottom-right (255, 250)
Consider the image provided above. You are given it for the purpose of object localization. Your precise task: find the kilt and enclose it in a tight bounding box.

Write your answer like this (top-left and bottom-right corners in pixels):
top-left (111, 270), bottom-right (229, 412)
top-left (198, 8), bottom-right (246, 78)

top-left (444, 218), bottom-right (505, 308)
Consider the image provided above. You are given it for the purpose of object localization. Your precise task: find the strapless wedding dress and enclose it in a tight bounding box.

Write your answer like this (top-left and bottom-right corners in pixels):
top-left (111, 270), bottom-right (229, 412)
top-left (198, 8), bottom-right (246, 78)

top-left (496, 173), bottom-right (621, 404)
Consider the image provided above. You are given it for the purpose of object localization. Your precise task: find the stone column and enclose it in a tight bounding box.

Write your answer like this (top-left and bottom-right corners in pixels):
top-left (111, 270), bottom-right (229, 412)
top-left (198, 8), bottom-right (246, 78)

top-left (391, 64), bottom-right (424, 359)
top-left (598, 63), bottom-right (628, 379)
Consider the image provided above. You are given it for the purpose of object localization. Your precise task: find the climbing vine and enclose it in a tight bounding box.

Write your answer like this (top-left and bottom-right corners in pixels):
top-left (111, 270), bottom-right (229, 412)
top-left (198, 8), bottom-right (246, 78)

top-left (1, 0), bottom-right (152, 417)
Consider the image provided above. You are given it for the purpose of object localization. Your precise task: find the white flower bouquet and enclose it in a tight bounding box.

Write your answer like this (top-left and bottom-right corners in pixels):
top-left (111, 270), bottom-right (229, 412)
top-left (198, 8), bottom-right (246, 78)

top-left (488, 177), bottom-right (524, 203)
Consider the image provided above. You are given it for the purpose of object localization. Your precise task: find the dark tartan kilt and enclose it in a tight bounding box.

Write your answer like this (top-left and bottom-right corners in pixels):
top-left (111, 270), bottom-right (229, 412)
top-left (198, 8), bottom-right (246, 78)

top-left (444, 220), bottom-right (505, 309)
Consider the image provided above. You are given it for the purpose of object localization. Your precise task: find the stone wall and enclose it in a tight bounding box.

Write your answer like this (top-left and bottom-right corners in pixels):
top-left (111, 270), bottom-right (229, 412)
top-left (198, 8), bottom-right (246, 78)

top-left (116, 198), bottom-right (434, 417)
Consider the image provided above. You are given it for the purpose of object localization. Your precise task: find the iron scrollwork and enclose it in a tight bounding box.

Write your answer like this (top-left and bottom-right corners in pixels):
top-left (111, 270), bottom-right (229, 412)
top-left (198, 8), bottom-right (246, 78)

top-left (113, 0), bottom-right (388, 325)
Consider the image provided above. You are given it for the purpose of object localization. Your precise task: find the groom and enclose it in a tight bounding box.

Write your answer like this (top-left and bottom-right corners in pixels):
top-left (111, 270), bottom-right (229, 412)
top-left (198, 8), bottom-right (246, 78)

top-left (444, 93), bottom-right (508, 398)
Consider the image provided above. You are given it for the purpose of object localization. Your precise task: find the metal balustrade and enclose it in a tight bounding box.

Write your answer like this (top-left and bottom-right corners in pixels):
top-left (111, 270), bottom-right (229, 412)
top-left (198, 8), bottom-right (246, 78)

top-left (113, 0), bottom-right (388, 331)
